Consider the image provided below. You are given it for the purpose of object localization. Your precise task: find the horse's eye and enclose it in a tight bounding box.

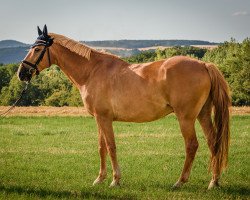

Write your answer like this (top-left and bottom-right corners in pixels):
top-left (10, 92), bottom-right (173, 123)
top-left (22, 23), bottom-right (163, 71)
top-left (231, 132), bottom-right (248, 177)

top-left (34, 48), bottom-right (40, 52)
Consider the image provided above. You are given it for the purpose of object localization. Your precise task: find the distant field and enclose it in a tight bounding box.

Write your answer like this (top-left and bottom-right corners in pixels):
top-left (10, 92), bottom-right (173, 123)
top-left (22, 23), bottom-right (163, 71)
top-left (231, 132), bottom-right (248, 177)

top-left (0, 115), bottom-right (249, 199)
top-left (94, 45), bottom-right (218, 51)
top-left (0, 106), bottom-right (249, 116)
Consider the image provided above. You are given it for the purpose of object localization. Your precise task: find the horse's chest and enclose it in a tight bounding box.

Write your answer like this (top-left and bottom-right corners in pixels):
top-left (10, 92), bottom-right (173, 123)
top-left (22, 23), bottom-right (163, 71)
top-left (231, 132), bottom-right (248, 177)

top-left (80, 88), bottom-right (95, 116)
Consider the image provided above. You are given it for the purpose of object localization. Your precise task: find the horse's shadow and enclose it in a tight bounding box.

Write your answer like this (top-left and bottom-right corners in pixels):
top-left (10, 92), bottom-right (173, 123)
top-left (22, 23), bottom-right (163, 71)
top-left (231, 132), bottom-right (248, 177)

top-left (219, 185), bottom-right (250, 197)
top-left (1, 182), bottom-right (249, 199)
top-left (0, 183), bottom-right (136, 200)
top-left (150, 182), bottom-right (250, 198)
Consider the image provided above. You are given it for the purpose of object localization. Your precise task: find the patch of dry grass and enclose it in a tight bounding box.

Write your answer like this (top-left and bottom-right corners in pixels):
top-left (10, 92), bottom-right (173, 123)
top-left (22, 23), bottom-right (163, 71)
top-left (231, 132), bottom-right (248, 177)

top-left (0, 106), bottom-right (90, 116)
top-left (0, 106), bottom-right (249, 116)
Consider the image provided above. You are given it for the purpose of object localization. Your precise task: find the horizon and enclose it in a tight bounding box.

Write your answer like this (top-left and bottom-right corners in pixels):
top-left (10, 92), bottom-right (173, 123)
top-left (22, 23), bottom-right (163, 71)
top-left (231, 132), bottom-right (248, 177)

top-left (0, 38), bottom-right (221, 44)
top-left (0, 0), bottom-right (249, 43)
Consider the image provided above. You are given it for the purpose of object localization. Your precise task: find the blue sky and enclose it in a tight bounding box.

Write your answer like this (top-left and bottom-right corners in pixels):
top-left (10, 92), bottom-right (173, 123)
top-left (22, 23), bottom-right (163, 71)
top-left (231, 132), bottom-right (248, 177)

top-left (0, 0), bottom-right (249, 43)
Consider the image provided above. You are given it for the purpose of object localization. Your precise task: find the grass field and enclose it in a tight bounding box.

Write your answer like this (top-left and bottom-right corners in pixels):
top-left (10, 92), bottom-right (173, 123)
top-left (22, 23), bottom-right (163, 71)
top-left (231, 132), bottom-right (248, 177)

top-left (0, 115), bottom-right (249, 199)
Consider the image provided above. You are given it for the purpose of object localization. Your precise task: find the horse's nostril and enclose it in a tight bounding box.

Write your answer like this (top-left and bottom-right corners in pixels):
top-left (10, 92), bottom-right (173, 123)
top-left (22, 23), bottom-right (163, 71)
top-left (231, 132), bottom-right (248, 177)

top-left (18, 74), bottom-right (24, 81)
top-left (19, 72), bottom-right (24, 78)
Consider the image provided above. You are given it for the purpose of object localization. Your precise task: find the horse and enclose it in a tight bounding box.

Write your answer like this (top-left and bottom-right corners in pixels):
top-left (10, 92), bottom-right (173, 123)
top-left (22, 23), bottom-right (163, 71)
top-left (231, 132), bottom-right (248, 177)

top-left (17, 25), bottom-right (231, 189)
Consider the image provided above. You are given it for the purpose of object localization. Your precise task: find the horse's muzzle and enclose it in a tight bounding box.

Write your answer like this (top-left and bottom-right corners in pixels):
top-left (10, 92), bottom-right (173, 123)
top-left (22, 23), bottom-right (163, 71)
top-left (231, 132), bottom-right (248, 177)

top-left (17, 64), bottom-right (33, 82)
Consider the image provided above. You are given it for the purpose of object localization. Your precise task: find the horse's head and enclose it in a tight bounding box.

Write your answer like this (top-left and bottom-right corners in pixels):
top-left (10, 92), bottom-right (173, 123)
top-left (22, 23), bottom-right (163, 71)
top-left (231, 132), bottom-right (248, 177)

top-left (17, 25), bottom-right (54, 82)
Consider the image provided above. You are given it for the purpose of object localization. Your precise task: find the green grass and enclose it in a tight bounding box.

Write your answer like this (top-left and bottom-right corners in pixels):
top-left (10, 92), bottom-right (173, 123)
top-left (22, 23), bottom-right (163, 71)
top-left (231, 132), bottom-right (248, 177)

top-left (0, 115), bottom-right (249, 199)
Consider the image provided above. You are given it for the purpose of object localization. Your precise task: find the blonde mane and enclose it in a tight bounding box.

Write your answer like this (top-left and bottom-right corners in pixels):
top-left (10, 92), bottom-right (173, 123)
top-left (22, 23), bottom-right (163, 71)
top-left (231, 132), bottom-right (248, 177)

top-left (49, 33), bottom-right (127, 63)
top-left (49, 33), bottom-right (93, 60)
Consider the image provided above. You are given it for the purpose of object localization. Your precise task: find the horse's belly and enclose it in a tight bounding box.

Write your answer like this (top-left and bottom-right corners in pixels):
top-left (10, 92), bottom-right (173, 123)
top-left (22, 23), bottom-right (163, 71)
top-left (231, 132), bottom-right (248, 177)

top-left (113, 98), bottom-right (173, 122)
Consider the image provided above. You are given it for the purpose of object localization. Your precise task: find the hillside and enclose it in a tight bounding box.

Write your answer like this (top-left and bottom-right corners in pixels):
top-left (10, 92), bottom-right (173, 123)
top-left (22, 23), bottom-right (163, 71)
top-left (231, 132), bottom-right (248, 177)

top-left (0, 39), bottom-right (219, 64)
top-left (0, 47), bottom-right (29, 64)
top-left (83, 39), bottom-right (219, 49)
top-left (0, 40), bottom-right (29, 48)
top-left (0, 40), bottom-right (30, 64)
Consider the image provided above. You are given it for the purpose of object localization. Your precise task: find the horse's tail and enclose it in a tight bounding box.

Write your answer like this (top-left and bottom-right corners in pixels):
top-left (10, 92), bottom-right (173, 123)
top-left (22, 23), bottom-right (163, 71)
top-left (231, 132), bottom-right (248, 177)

top-left (205, 63), bottom-right (231, 174)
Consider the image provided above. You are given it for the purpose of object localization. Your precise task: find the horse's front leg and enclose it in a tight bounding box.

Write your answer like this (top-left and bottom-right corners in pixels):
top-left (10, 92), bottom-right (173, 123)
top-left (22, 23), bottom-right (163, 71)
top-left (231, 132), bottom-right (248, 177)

top-left (93, 132), bottom-right (107, 185)
top-left (95, 115), bottom-right (121, 187)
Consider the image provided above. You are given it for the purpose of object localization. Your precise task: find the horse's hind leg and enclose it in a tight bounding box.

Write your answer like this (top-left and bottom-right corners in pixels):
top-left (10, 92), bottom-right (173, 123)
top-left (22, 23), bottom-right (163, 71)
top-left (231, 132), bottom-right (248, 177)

top-left (173, 116), bottom-right (199, 188)
top-left (197, 100), bottom-right (220, 189)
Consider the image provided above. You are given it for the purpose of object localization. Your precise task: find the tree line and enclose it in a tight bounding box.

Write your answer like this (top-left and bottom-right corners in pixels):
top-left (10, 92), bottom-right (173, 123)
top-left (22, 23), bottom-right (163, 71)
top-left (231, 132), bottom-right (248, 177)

top-left (0, 38), bottom-right (249, 106)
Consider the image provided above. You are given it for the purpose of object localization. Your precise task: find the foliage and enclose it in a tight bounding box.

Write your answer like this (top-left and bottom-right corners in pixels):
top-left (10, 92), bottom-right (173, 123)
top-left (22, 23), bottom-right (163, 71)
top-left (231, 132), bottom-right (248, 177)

top-left (123, 50), bottom-right (156, 63)
top-left (155, 46), bottom-right (207, 60)
top-left (0, 63), bottom-right (18, 92)
top-left (203, 38), bottom-right (250, 105)
top-left (0, 65), bottom-right (82, 106)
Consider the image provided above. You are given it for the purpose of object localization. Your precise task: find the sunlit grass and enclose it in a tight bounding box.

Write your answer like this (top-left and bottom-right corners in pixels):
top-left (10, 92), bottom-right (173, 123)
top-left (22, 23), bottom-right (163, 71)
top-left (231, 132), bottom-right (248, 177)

top-left (0, 115), bottom-right (249, 199)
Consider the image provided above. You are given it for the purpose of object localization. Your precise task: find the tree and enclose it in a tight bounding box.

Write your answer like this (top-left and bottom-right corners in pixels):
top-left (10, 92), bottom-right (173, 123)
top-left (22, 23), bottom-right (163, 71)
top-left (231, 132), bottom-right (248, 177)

top-left (123, 51), bottom-right (156, 63)
top-left (0, 63), bottom-right (18, 92)
top-left (155, 46), bottom-right (207, 60)
top-left (0, 65), bottom-right (82, 106)
top-left (203, 38), bottom-right (250, 105)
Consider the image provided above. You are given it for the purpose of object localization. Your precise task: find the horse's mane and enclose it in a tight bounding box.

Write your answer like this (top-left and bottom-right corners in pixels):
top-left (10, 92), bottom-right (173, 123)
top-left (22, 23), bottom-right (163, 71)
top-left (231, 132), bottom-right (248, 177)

top-left (49, 33), bottom-right (93, 60)
top-left (49, 33), bottom-right (124, 62)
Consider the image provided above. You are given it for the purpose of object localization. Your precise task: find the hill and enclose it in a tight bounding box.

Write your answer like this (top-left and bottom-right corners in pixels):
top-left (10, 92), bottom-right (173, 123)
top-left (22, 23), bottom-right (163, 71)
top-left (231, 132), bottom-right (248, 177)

top-left (83, 39), bottom-right (219, 49)
top-left (0, 40), bottom-right (29, 48)
top-left (0, 47), bottom-right (29, 64)
top-left (0, 40), bottom-right (30, 64)
top-left (0, 39), bottom-right (219, 64)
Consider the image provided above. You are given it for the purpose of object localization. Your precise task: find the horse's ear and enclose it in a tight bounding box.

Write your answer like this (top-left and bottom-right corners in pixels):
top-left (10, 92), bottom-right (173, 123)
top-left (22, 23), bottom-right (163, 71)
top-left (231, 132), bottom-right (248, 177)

top-left (37, 26), bottom-right (42, 35)
top-left (43, 24), bottom-right (48, 36)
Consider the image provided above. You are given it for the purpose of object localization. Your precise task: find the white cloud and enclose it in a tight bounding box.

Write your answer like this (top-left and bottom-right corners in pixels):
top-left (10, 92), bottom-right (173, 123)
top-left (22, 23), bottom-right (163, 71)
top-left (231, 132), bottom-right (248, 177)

top-left (232, 11), bottom-right (249, 16)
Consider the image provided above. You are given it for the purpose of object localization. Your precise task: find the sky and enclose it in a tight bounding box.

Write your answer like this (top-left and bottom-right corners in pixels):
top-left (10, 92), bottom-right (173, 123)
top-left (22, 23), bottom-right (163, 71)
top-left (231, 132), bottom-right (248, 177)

top-left (0, 0), bottom-right (249, 43)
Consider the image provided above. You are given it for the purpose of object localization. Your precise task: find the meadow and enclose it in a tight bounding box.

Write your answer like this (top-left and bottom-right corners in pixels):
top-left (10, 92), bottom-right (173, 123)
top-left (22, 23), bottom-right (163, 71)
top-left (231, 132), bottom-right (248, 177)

top-left (0, 115), bottom-right (249, 199)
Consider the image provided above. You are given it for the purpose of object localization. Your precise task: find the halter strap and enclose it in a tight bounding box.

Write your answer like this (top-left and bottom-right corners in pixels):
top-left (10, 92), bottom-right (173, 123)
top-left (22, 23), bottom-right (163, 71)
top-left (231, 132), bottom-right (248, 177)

top-left (22, 38), bottom-right (53, 75)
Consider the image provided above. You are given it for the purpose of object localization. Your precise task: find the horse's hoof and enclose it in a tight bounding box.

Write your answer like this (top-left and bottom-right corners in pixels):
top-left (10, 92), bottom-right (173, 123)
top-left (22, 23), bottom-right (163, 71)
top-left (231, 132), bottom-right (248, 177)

top-left (172, 181), bottom-right (184, 189)
top-left (93, 177), bottom-right (106, 186)
top-left (207, 180), bottom-right (219, 190)
top-left (109, 180), bottom-right (120, 188)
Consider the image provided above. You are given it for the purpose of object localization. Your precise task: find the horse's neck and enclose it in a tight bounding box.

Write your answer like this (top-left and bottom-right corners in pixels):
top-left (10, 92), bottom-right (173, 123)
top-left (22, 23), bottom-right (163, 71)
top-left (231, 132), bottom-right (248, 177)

top-left (52, 44), bottom-right (97, 88)
top-left (52, 44), bottom-right (128, 88)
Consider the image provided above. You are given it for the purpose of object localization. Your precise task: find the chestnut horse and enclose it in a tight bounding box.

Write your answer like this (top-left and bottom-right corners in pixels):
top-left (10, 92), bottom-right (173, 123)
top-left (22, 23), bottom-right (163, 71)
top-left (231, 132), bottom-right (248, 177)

top-left (17, 25), bottom-right (231, 189)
